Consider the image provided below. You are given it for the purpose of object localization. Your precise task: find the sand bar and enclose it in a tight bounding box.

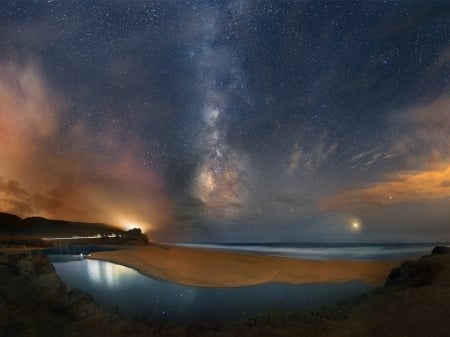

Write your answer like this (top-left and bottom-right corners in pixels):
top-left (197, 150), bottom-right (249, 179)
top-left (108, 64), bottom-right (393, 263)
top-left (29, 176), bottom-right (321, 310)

top-left (88, 244), bottom-right (400, 287)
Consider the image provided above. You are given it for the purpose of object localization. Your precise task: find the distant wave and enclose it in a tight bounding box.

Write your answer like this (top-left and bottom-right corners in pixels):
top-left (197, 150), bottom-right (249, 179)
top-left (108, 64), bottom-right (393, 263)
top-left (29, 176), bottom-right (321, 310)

top-left (173, 243), bottom-right (442, 260)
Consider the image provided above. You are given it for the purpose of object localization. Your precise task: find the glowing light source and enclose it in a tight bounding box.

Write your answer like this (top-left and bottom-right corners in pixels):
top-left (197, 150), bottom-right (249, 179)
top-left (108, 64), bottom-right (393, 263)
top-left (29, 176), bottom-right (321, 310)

top-left (111, 213), bottom-right (154, 233)
top-left (350, 219), bottom-right (362, 232)
top-left (124, 223), bottom-right (140, 231)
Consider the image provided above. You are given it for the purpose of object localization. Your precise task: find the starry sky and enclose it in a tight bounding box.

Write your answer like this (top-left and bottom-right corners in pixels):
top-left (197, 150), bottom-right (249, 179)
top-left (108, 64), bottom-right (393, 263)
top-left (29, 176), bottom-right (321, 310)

top-left (0, 0), bottom-right (449, 242)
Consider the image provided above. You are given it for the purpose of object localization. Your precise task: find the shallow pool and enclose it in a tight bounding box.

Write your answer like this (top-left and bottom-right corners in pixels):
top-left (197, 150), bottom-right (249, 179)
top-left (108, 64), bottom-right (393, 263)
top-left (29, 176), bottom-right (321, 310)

top-left (51, 257), bottom-right (371, 324)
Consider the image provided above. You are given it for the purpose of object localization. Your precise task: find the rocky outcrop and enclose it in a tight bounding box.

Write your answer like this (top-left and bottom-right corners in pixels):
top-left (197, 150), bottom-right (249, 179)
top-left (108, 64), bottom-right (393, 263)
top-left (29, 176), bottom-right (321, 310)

top-left (431, 245), bottom-right (450, 255)
top-left (118, 228), bottom-right (149, 245)
top-left (384, 246), bottom-right (449, 288)
top-left (384, 259), bottom-right (442, 288)
top-left (0, 252), bottom-right (153, 337)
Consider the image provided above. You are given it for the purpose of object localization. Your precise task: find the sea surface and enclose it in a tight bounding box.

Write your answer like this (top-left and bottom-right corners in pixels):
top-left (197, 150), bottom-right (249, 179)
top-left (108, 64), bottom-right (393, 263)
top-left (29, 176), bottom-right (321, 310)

top-left (173, 242), bottom-right (442, 260)
top-left (49, 243), bottom-right (441, 324)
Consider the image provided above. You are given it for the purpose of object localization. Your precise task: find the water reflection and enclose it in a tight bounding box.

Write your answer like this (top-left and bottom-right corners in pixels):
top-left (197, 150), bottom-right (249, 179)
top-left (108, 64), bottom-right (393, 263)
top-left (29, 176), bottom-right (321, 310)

top-left (86, 259), bottom-right (135, 288)
top-left (51, 258), bottom-right (371, 324)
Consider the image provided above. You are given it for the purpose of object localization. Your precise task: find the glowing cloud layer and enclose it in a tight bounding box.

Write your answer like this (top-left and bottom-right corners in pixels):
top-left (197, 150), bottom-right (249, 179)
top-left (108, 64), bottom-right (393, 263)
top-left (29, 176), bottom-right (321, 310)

top-left (324, 95), bottom-right (450, 213)
top-left (324, 164), bottom-right (450, 211)
top-left (0, 62), bottom-right (173, 236)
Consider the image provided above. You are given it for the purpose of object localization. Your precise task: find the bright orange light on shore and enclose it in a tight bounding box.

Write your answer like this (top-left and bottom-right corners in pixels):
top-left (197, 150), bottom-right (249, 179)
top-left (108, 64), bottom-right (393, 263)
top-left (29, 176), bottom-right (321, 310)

top-left (124, 223), bottom-right (140, 231)
top-left (116, 215), bottom-right (154, 233)
top-left (110, 212), bottom-right (154, 233)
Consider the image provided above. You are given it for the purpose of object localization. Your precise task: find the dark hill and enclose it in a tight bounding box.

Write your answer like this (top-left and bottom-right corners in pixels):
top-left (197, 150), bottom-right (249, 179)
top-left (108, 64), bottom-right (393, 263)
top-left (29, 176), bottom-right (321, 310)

top-left (0, 213), bottom-right (26, 236)
top-left (0, 212), bottom-right (121, 238)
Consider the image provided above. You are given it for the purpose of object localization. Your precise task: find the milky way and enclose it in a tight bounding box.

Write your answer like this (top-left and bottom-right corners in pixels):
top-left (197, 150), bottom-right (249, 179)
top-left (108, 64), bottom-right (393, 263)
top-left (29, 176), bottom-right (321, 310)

top-left (0, 1), bottom-right (449, 242)
top-left (192, 6), bottom-right (248, 220)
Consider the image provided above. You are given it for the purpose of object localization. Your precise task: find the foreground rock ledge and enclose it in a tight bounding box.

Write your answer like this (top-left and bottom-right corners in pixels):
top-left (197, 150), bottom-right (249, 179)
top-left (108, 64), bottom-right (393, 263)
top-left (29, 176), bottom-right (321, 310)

top-left (0, 252), bottom-right (153, 337)
top-left (1, 247), bottom-right (450, 337)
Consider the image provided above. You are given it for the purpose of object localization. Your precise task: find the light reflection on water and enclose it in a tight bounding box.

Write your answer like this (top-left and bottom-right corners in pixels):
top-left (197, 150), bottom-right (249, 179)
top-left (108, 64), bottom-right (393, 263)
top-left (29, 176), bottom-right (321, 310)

top-left (51, 258), bottom-right (371, 324)
top-left (85, 259), bottom-right (136, 288)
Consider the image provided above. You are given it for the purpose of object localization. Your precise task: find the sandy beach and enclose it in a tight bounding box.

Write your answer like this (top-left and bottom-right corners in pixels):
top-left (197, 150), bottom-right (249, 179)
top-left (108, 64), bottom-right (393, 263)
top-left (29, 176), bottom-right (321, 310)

top-left (89, 244), bottom-right (399, 287)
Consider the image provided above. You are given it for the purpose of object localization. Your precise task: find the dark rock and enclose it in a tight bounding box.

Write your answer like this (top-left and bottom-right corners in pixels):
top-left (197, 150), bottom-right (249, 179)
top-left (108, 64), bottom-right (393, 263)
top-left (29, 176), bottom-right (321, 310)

top-left (0, 252), bottom-right (153, 337)
top-left (119, 228), bottom-right (149, 245)
top-left (0, 253), bottom-right (8, 265)
top-left (66, 288), bottom-right (93, 305)
top-left (31, 273), bottom-right (65, 298)
top-left (0, 253), bottom-right (64, 303)
top-left (2, 321), bottom-right (25, 337)
top-left (32, 253), bottom-right (55, 274)
top-left (431, 246), bottom-right (450, 255)
top-left (1, 275), bottom-right (23, 302)
top-left (16, 256), bottom-right (34, 275)
top-left (385, 259), bottom-right (442, 288)
top-left (0, 290), bottom-right (8, 309)
top-left (7, 253), bottom-right (28, 264)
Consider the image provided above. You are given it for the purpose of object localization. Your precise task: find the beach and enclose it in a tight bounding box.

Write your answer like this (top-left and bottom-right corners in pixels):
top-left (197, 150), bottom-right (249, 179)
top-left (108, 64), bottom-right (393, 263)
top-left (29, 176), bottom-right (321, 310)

top-left (89, 244), bottom-right (400, 287)
top-left (2, 246), bottom-right (450, 337)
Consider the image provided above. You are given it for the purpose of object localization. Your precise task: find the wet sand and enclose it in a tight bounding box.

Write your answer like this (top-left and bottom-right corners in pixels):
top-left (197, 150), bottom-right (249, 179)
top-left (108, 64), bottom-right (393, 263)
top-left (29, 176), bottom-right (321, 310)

top-left (89, 244), bottom-right (399, 287)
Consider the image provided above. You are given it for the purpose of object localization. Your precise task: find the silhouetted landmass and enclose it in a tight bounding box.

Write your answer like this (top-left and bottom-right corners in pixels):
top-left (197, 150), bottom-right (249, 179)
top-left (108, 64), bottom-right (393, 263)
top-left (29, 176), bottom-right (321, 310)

top-left (0, 213), bottom-right (148, 248)
top-left (0, 213), bottom-right (24, 235)
top-left (0, 212), bottom-right (121, 237)
top-left (0, 212), bottom-right (150, 249)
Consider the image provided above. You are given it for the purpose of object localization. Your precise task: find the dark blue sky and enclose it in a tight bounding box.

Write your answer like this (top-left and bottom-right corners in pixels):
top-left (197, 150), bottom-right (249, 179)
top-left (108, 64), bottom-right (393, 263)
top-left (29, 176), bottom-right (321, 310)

top-left (0, 1), bottom-right (449, 242)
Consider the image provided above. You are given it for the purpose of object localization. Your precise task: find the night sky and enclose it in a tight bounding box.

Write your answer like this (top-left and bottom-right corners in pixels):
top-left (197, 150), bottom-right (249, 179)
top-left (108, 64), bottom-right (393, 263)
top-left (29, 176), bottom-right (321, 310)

top-left (0, 1), bottom-right (449, 242)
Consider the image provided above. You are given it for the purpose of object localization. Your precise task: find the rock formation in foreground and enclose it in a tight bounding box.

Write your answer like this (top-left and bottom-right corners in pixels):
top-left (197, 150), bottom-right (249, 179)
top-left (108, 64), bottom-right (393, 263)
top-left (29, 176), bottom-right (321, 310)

top-left (0, 252), bottom-right (153, 337)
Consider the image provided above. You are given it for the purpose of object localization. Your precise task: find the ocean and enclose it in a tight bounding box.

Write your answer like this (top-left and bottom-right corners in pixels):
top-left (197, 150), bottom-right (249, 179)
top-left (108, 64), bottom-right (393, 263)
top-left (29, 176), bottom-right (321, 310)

top-left (172, 242), bottom-right (443, 261)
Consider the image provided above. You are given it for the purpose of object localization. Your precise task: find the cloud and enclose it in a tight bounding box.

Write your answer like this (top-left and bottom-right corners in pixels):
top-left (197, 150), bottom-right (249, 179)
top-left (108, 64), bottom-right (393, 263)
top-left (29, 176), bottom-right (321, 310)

top-left (0, 178), bottom-right (29, 198)
top-left (430, 44), bottom-right (450, 71)
top-left (392, 95), bottom-right (450, 161)
top-left (324, 163), bottom-right (450, 211)
top-left (324, 94), bottom-right (450, 212)
top-left (0, 62), bottom-right (174, 237)
top-left (351, 147), bottom-right (382, 167)
top-left (287, 133), bottom-right (338, 175)
top-left (286, 143), bottom-right (302, 175)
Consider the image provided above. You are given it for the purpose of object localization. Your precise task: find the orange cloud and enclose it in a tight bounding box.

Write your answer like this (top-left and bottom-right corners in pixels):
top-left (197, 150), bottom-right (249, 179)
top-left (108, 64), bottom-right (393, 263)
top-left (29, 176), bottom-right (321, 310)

top-left (323, 94), bottom-right (450, 214)
top-left (324, 164), bottom-right (450, 211)
top-left (391, 95), bottom-right (450, 163)
top-left (0, 62), bottom-right (174, 237)
top-left (0, 63), bottom-right (60, 179)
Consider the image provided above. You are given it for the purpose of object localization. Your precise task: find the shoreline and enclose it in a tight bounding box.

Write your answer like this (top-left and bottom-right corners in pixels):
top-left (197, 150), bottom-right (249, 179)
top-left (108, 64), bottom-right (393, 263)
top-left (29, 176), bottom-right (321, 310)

top-left (89, 243), bottom-right (400, 287)
top-left (2, 246), bottom-right (449, 337)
